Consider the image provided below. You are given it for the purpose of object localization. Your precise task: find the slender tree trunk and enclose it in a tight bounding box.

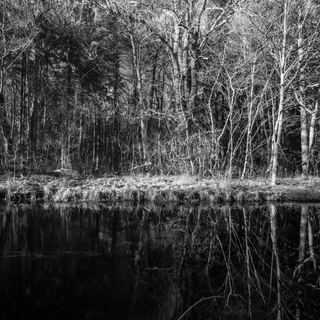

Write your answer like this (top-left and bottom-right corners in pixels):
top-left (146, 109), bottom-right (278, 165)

top-left (0, 95), bottom-right (7, 172)
top-left (26, 52), bottom-right (31, 166)
top-left (30, 50), bottom-right (40, 167)
top-left (20, 52), bottom-right (26, 146)
top-left (308, 89), bottom-right (319, 173)
top-left (130, 31), bottom-right (148, 165)
top-left (0, 4), bottom-right (7, 171)
top-left (270, 0), bottom-right (288, 186)
top-left (298, 2), bottom-right (308, 177)
top-left (113, 56), bottom-right (121, 173)
top-left (309, 97), bottom-right (318, 151)
top-left (242, 63), bottom-right (255, 179)
top-left (0, 0), bottom-right (6, 93)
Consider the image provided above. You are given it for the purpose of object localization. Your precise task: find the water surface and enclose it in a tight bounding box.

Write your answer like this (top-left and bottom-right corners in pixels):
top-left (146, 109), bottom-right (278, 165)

top-left (0, 203), bottom-right (319, 320)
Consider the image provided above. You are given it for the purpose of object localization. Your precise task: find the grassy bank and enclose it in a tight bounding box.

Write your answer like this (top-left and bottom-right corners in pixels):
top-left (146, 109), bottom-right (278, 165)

top-left (1, 174), bottom-right (320, 204)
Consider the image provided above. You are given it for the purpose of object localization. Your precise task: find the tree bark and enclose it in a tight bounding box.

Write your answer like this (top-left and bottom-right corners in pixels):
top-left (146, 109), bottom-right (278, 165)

top-left (270, 0), bottom-right (288, 186)
top-left (298, 1), bottom-right (309, 177)
top-left (242, 63), bottom-right (255, 179)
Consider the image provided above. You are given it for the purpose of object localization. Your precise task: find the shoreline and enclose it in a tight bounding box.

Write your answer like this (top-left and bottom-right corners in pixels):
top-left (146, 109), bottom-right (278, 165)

top-left (1, 174), bottom-right (320, 204)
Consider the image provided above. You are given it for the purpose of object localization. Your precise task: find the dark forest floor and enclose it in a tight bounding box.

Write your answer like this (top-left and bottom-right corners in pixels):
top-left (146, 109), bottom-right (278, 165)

top-left (1, 173), bottom-right (320, 204)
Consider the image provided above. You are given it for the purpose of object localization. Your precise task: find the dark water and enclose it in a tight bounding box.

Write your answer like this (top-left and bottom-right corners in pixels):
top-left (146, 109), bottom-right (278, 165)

top-left (0, 203), bottom-right (319, 320)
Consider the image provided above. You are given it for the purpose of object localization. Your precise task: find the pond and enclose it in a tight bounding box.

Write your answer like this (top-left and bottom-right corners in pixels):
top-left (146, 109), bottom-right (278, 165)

top-left (0, 202), bottom-right (319, 320)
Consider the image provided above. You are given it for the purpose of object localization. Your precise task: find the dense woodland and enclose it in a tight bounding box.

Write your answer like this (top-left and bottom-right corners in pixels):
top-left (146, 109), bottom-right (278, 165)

top-left (0, 0), bottom-right (320, 184)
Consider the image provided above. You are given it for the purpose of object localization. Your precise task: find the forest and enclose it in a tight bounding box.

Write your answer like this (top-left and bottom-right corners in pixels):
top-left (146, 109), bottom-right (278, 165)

top-left (0, 0), bottom-right (320, 185)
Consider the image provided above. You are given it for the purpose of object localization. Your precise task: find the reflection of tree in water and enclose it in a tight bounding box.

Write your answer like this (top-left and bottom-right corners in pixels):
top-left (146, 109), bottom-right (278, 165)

top-left (0, 203), bottom-right (320, 319)
top-left (152, 204), bottom-right (320, 320)
top-left (0, 204), bottom-right (178, 319)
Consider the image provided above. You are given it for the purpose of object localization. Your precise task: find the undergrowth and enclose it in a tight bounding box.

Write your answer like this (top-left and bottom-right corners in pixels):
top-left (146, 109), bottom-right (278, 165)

top-left (1, 174), bottom-right (320, 204)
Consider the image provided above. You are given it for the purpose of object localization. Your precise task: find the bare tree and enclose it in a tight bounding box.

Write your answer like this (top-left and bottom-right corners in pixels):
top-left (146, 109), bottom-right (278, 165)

top-left (269, 0), bottom-right (289, 186)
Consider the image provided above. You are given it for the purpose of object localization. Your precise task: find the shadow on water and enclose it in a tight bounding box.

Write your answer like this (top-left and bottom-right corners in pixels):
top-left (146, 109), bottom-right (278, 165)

top-left (0, 202), bottom-right (320, 320)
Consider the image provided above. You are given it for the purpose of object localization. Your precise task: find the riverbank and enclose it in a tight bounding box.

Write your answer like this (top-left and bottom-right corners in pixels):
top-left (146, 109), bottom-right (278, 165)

top-left (1, 174), bottom-right (320, 204)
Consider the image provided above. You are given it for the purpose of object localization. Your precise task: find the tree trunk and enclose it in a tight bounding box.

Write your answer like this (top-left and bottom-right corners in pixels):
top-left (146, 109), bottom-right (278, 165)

top-left (130, 31), bottom-right (148, 165)
top-left (270, 0), bottom-right (288, 186)
top-left (298, 1), bottom-right (308, 177)
top-left (309, 96), bottom-right (318, 151)
top-left (242, 63), bottom-right (255, 179)
top-left (30, 49), bottom-right (40, 167)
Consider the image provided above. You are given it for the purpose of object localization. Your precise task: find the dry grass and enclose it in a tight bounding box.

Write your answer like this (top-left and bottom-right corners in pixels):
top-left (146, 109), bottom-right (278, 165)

top-left (1, 173), bottom-right (320, 204)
